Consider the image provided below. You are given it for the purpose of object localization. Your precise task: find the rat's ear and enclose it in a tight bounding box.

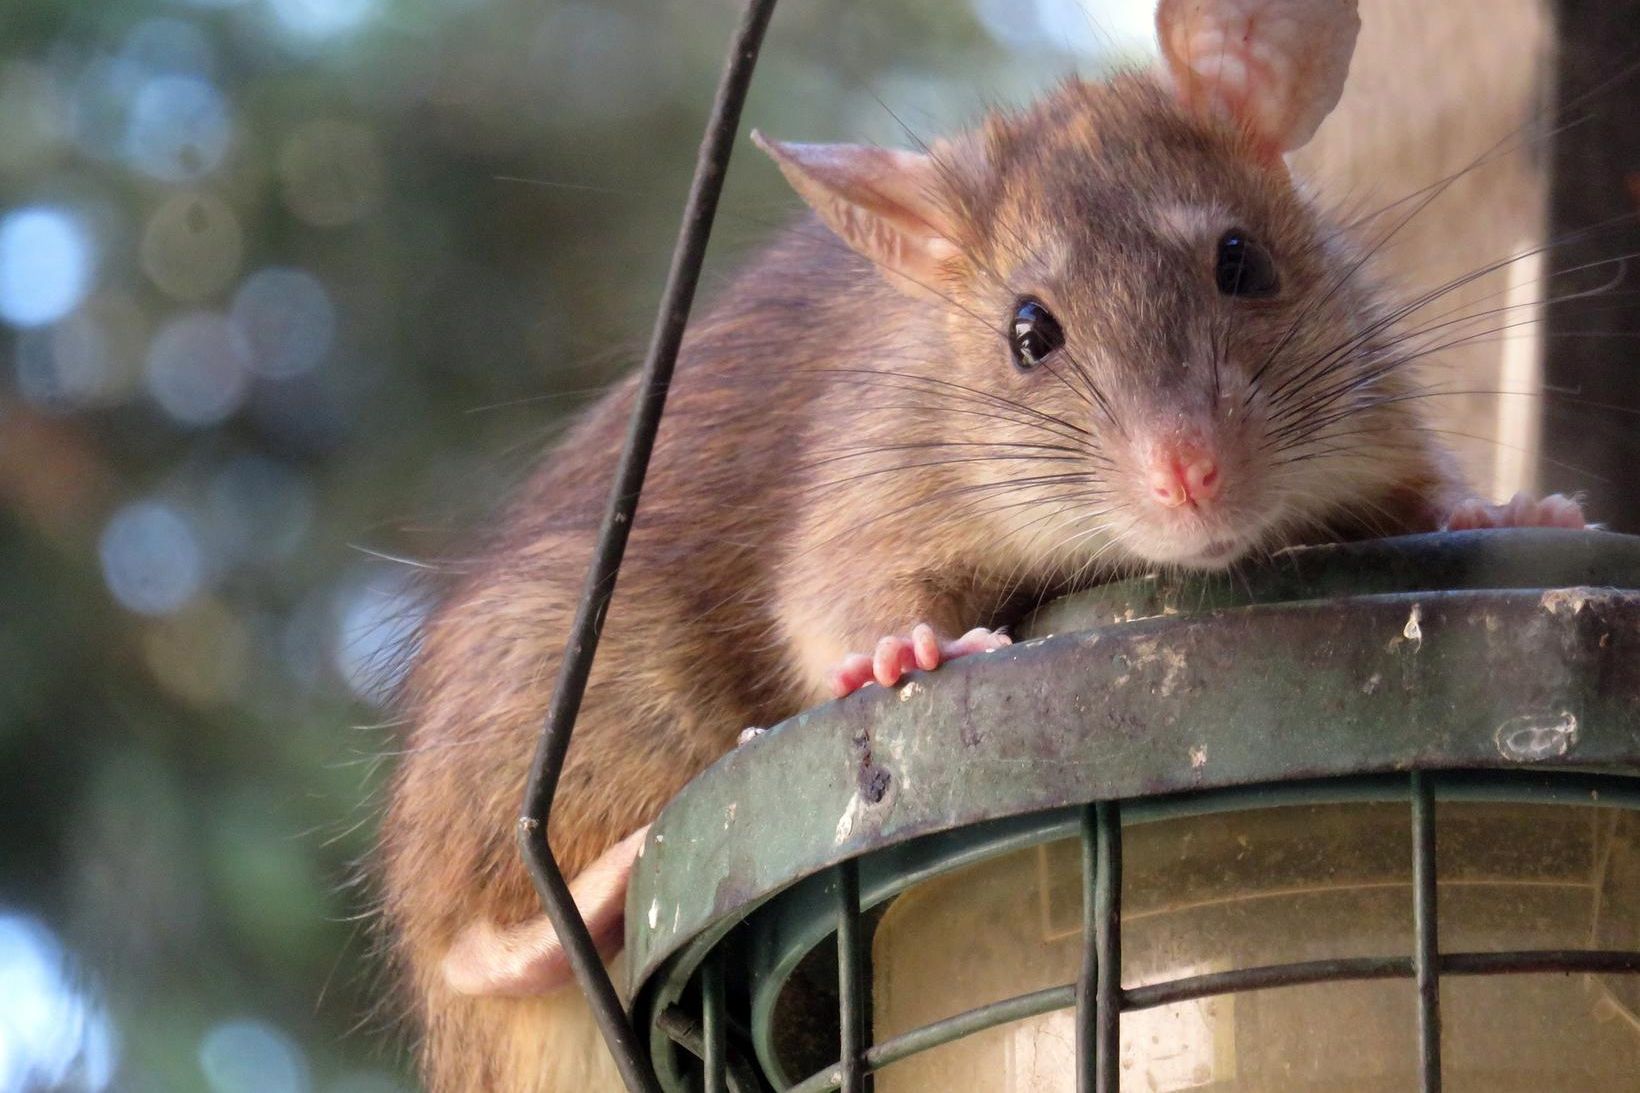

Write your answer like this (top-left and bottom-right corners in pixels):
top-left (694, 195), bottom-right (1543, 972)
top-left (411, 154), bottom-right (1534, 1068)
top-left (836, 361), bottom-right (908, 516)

top-left (752, 131), bottom-right (965, 302)
top-left (441, 826), bottom-right (647, 997)
top-left (1155, 0), bottom-right (1360, 157)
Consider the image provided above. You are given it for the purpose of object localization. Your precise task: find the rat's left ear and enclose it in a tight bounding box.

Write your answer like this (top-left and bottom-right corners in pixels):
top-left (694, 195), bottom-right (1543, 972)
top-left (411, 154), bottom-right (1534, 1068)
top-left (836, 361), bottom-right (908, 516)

top-left (1156, 0), bottom-right (1360, 157)
top-left (752, 131), bottom-right (966, 302)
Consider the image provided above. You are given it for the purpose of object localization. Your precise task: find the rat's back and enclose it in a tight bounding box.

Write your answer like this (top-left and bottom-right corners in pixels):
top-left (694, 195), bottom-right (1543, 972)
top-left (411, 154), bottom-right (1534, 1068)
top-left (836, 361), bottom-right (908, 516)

top-left (378, 221), bottom-right (882, 1092)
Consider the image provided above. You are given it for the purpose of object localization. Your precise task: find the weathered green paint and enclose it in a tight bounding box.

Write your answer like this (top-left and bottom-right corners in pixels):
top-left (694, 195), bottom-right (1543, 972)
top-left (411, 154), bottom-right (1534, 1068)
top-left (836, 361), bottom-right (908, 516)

top-left (623, 529), bottom-right (1640, 1084)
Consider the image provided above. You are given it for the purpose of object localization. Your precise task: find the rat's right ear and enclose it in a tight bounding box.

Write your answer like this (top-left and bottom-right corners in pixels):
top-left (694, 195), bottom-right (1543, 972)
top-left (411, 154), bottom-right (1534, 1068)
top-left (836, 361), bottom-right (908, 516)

top-left (1155, 0), bottom-right (1359, 158)
top-left (752, 131), bottom-right (965, 303)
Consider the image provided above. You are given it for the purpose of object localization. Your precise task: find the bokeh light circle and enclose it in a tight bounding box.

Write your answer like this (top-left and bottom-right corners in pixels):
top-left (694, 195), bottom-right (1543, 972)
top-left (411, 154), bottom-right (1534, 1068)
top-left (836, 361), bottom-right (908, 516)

top-left (99, 500), bottom-right (207, 616)
top-left (140, 191), bottom-right (244, 301)
top-left (145, 311), bottom-right (252, 427)
top-left (231, 267), bottom-right (336, 378)
top-left (0, 206), bottom-right (95, 329)
top-left (332, 569), bottom-right (427, 706)
top-left (0, 912), bottom-right (117, 1091)
top-left (267, 0), bottom-right (381, 39)
top-left (198, 1018), bottom-right (310, 1093)
top-left (125, 73), bottom-right (233, 181)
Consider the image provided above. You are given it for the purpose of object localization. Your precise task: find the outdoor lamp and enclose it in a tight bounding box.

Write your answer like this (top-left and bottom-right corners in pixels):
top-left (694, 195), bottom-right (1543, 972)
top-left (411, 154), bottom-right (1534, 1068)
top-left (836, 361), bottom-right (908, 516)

top-left (623, 530), bottom-right (1640, 1091)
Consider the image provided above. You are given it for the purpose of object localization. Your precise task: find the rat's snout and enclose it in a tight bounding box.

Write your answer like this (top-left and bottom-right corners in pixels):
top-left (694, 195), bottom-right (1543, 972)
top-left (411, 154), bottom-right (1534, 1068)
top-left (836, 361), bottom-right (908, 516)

top-left (1146, 441), bottom-right (1221, 509)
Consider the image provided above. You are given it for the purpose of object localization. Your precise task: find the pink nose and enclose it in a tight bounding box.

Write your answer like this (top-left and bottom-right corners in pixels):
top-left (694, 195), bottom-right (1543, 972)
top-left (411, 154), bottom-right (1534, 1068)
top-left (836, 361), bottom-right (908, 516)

top-left (1148, 445), bottom-right (1221, 508)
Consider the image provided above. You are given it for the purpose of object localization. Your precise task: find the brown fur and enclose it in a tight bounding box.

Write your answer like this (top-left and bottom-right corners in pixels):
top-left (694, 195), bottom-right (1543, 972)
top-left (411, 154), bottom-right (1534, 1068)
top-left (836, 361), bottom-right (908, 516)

top-left (380, 74), bottom-right (1467, 1091)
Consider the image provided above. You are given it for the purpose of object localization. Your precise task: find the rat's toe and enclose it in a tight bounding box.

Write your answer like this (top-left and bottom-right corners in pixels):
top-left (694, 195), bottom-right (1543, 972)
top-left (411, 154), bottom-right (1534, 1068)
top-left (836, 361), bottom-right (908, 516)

top-left (829, 653), bottom-right (876, 698)
top-left (1444, 492), bottom-right (1587, 532)
top-left (945, 626), bottom-right (1012, 657)
top-left (873, 635), bottom-right (916, 688)
top-left (1442, 498), bottom-right (1492, 531)
top-left (1536, 493), bottom-right (1587, 528)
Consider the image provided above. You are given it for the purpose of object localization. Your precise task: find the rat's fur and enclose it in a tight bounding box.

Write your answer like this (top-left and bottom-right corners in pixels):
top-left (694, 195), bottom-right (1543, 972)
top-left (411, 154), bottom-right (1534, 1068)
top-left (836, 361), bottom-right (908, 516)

top-left (381, 73), bottom-right (1468, 1091)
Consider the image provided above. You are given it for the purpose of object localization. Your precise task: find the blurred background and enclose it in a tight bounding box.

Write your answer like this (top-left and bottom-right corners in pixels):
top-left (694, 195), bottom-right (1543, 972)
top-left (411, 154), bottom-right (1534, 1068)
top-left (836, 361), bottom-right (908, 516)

top-left (0, 0), bottom-right (1633, 1090)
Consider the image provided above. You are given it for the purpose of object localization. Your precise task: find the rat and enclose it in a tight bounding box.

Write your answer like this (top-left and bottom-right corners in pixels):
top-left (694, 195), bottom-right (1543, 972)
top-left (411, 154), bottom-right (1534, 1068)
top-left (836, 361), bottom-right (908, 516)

top-left (377, 0), bottom-right (1585, 1089)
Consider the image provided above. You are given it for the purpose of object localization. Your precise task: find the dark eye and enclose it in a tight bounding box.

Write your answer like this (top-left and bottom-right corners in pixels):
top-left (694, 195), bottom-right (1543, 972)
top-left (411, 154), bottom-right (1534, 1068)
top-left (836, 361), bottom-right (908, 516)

top-left (1010, 298), bottom-right (1065, 371)
top-left (1215, 230), bottom-right (1279, 298)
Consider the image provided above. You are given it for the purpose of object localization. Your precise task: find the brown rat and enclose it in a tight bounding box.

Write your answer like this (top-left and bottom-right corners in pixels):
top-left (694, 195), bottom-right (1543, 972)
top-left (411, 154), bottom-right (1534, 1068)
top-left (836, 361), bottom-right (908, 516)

top-left (378, 1), bottom-right (1584, 1089)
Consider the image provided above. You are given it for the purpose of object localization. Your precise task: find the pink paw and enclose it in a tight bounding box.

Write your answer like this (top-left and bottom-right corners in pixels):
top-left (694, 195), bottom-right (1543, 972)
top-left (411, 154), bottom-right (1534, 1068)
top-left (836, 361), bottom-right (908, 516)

top-left (828, 624), bottom-right (1011, 698)
top-left (1443, 492), bottom-right (1586, 531)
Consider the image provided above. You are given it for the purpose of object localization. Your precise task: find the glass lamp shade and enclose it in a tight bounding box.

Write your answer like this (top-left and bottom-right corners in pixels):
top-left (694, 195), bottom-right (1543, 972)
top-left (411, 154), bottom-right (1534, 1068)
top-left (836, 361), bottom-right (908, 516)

top-left (872, 801), bottom-right (1640, 1092)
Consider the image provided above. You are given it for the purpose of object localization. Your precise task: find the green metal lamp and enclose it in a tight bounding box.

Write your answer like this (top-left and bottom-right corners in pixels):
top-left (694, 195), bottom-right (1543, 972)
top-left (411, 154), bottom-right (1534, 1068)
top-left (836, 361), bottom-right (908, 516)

top-left (624, 529), bottom-right (1640, 1091)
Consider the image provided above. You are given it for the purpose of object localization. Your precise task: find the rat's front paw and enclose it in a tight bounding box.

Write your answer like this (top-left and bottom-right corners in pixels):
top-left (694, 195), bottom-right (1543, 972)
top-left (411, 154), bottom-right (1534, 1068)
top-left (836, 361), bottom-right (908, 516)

top-left (1443, 492), bottom-right (1586, 531)
top-left (828, 624), bottom-right (1011, 698)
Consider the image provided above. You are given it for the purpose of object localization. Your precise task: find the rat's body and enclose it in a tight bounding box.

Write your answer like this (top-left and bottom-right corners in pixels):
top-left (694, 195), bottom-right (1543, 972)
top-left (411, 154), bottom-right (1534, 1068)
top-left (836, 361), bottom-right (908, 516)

top-left (379, 5), bottom-right (1582, 1090)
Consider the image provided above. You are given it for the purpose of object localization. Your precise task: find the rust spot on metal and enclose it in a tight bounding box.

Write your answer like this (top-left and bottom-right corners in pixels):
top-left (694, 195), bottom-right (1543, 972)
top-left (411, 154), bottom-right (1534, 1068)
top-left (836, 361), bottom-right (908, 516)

top-left (852, 728), bottom-right (892, 804)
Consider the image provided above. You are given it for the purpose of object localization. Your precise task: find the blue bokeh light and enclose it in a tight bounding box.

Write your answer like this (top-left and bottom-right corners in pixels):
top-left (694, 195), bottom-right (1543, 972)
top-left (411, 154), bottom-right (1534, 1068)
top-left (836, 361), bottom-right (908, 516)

top-left (332, 568), bottom-right (426, 706)
top-left (198, 1018), bottom-right (311, 1093)
top-left (0, 912), bottom-right (117, 1091)
top-left (99, 499), bottom-right (207, 616)
top-left (145, 311), bottom-right (252, 427)
top-left (125, 74), bottom-right (233, 181)
top-left (969, 0), bottom-right (1157, 56)
top-left (267, 0), bottom-right (381, 40)
top-left (231, 268), bottom-right (336, 379)
top-left (0, 206), bottom-right (95, 329)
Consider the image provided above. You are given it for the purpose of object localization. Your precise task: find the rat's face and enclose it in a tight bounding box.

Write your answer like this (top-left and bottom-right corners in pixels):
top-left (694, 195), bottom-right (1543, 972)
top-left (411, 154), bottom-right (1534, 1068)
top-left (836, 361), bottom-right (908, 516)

top-left (935, 77), bottom-right (1414, 571)
top-left (758, 0), bottom-right (1388, 572)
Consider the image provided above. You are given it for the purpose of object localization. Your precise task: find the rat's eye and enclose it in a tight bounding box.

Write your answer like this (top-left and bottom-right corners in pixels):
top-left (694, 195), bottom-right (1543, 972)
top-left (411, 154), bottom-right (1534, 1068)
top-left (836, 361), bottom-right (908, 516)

top-left (1010, 298), bottom-right (1065, 371)
top-left (1215, 230), bottom-right (1280, 298)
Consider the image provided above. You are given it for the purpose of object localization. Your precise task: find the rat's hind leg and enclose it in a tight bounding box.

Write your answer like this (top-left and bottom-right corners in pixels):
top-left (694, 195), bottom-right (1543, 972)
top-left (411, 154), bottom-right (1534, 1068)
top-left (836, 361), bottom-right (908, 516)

top-left (441, 826), bottom-right (647, 997)
top-left (1443, 492), bottom-right (1586, 531)
top-left (829, 623), bottom-right (1011, 698)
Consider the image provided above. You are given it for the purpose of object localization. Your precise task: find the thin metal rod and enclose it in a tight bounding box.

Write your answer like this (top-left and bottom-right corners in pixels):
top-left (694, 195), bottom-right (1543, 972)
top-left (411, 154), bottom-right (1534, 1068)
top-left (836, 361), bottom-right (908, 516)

top-left (1094, 801), bottom-right (1121, 1093)
top-left (513, 3), bottom-right (778, 1090)
top-left (836, 860), bottom-right (868, 1093)
top-left (1125, 955), bottom-right (1415, 1010)
top-left (703, 953), bottom-right (727, 1093)
top-left (1075, 805), bottom-right (1097, 1093)
top-left (869, 985), bottom-right (1076, 1073)
top-left (1411, 771), bottom-right (1442, 1093)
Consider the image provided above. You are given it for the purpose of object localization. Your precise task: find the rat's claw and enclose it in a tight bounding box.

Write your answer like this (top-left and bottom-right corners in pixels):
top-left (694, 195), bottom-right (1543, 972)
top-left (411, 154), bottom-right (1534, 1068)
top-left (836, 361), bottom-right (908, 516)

top-left (1444, 492), bottom-right (1586, 531)
top-left (830, 625), bottom-right (1011, 698)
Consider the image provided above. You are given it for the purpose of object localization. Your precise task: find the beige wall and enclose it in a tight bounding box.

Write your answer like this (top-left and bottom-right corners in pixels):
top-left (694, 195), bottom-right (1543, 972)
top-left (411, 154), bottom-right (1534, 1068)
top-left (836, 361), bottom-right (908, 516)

top-left (1293, 0), bottom-right (1554, 499)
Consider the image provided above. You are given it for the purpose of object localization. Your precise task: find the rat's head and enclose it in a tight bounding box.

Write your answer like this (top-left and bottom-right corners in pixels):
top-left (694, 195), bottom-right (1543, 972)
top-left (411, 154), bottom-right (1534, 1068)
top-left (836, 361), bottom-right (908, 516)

top-left (758, 0), bottom-right (1419, 571)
